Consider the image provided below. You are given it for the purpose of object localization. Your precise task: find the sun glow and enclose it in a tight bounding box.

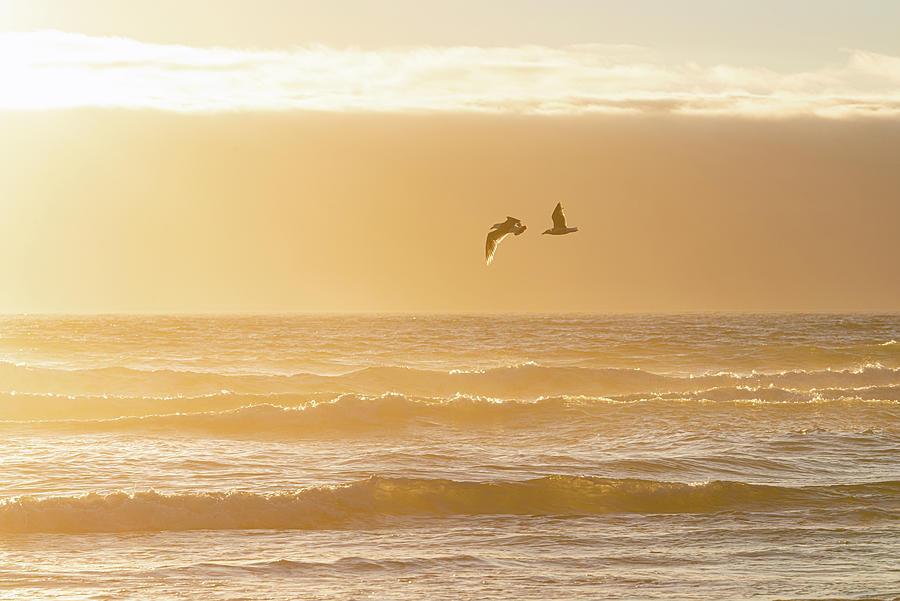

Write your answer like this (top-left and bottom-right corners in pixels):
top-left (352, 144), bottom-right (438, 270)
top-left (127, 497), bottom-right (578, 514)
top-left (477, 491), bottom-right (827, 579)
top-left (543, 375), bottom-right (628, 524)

top-left (2, 30), bottom-right (900, 116)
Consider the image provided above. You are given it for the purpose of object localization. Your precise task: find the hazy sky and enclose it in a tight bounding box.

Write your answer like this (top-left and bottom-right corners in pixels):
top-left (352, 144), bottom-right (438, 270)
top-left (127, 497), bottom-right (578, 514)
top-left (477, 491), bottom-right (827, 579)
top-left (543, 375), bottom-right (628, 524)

top-left (1, 1), bottom-right (898, 312)
top-left (4, 0), bottom-right (900, 68)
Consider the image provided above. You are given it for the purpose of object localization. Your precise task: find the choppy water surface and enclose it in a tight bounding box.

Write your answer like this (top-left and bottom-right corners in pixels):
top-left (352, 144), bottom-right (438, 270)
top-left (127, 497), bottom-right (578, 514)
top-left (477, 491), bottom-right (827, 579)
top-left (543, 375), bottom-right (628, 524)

top-left (0, 314), bottom-right (898, 600)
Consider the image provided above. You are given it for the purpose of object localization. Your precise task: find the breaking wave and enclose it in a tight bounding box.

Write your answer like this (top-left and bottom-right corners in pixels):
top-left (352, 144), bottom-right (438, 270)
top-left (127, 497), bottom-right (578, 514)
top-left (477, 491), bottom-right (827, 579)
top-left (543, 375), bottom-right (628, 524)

top-left (3, 360), bottom-right (899, 401)
top-left (2, 476), bottom-right (896, 533)
top-left (0, 390), bottom-right (335, 421)
top-left (5, 390), bottom-right (898, 435)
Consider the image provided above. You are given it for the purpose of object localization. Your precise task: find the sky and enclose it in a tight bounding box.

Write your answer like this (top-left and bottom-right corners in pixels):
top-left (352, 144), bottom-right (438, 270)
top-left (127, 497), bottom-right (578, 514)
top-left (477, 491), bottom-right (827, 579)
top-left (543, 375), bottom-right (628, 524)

top-left (1, 0), bottom-right (898, 313)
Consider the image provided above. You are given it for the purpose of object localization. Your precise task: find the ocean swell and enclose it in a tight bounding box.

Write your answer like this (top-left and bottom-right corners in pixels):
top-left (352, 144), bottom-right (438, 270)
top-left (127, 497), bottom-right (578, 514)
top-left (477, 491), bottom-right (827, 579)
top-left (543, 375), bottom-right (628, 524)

top-left (6, 392), bottom-right (898, 436)
top-left (2, 360), bottom-right (899, 401)
top-left (1, 476), bottom-right (897, 533)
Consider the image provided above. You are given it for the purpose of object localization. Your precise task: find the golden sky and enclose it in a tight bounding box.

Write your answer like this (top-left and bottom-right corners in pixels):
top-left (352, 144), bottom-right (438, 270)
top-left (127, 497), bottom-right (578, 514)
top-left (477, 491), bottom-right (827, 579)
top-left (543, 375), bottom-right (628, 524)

top-left (1, 1), bottom-right (898, 312)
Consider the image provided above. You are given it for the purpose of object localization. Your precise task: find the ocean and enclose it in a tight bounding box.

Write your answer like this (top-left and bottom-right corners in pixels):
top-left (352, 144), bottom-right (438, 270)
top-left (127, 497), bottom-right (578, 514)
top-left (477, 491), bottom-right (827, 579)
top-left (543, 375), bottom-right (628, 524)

top-left (0, 313), bottom-right (897, 600)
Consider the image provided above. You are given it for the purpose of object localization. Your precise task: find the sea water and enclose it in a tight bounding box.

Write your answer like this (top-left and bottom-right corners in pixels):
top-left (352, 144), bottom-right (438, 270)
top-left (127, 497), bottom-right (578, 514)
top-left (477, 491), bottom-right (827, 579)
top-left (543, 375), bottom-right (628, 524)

top-left (0, 314), bottom-right (897, 600)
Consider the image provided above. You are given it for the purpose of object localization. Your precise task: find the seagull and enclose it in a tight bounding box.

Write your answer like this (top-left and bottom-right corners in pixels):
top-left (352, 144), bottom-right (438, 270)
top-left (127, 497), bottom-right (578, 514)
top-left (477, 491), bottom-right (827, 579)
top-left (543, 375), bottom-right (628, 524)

top-left (485, 216), bottom-right (527, 265)
top-left (542, 202), bottom-right (579, 236)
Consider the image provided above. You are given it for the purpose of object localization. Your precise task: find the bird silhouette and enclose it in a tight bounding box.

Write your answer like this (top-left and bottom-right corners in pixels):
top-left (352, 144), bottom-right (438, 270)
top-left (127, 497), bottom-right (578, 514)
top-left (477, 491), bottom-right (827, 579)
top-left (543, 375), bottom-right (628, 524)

top-left (485, 216), bottom-right (527, 265)
top-left (542, 203), bottom-right (578, 235)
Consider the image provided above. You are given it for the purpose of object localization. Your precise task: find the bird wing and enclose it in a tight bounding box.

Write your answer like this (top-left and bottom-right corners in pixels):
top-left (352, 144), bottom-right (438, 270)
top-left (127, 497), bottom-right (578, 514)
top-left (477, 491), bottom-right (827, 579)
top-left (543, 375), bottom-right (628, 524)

top-left (485, 229), bottom-right (510, 265)
top-left (551, 203), bottom-right (567, 229)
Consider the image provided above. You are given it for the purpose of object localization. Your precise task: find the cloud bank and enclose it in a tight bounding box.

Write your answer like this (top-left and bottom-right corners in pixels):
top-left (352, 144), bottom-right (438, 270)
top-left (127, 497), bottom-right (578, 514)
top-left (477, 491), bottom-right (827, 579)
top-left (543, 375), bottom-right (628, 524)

top-left (2, 31), bottom-right (900, 117)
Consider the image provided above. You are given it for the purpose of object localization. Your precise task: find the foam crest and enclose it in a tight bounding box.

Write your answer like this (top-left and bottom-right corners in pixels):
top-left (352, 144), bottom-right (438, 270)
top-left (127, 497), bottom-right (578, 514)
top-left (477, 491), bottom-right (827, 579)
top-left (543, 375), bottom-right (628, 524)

top-left (6, 390), bottom-right (897, 435)
top-left (2, 476), bottom-right (896, 533)
top-left (7, 394), bottom-right (592, 434)
top-left (0, 390), bottom-right (332, 421)
top-left (152, 554), bottom-right (493, 576)
top-left (634, 383), bottom-right (900, 404)
top-left (4, 360), bottom-right (899, 400)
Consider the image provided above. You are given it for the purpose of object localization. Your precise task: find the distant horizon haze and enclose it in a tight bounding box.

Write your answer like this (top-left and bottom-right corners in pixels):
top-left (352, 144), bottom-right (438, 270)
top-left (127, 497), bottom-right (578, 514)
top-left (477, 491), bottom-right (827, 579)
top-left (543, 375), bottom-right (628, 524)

top-left (2, 111), bottom-right (898, 314)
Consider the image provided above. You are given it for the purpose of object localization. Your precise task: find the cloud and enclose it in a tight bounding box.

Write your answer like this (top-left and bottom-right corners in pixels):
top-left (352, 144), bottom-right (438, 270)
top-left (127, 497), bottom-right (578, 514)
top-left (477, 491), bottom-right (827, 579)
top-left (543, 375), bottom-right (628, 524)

top-left (1, 30), bottom-right (900, 117)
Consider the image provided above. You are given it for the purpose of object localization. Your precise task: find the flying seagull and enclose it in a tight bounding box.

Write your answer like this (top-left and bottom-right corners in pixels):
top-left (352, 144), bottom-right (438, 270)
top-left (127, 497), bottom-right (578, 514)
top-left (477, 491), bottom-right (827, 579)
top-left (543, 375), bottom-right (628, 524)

top-left (543, 202), bottom-right (579, 235)
top-left (485, 216), bottom-right (527, 265)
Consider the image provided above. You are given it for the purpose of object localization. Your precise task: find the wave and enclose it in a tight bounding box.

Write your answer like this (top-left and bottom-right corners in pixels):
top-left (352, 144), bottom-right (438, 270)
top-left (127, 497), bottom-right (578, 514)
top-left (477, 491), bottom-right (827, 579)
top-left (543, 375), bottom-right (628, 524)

top-left (0, 556), bottom-right (494, 583)
top-left (2, 476), bottom-right (896, 533)
top-left (624, 383), bottom-right (900, 404)
top-left (3, 360), bottom-right (899, 401)
top-left (152, 554), bottom-right (494, 577)
top-left (6, 391), bottom-right (898, 435)
top-left (0, 390), bottom-right (337, 421)
top-left (6, 395), bottom-right (584, 434)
